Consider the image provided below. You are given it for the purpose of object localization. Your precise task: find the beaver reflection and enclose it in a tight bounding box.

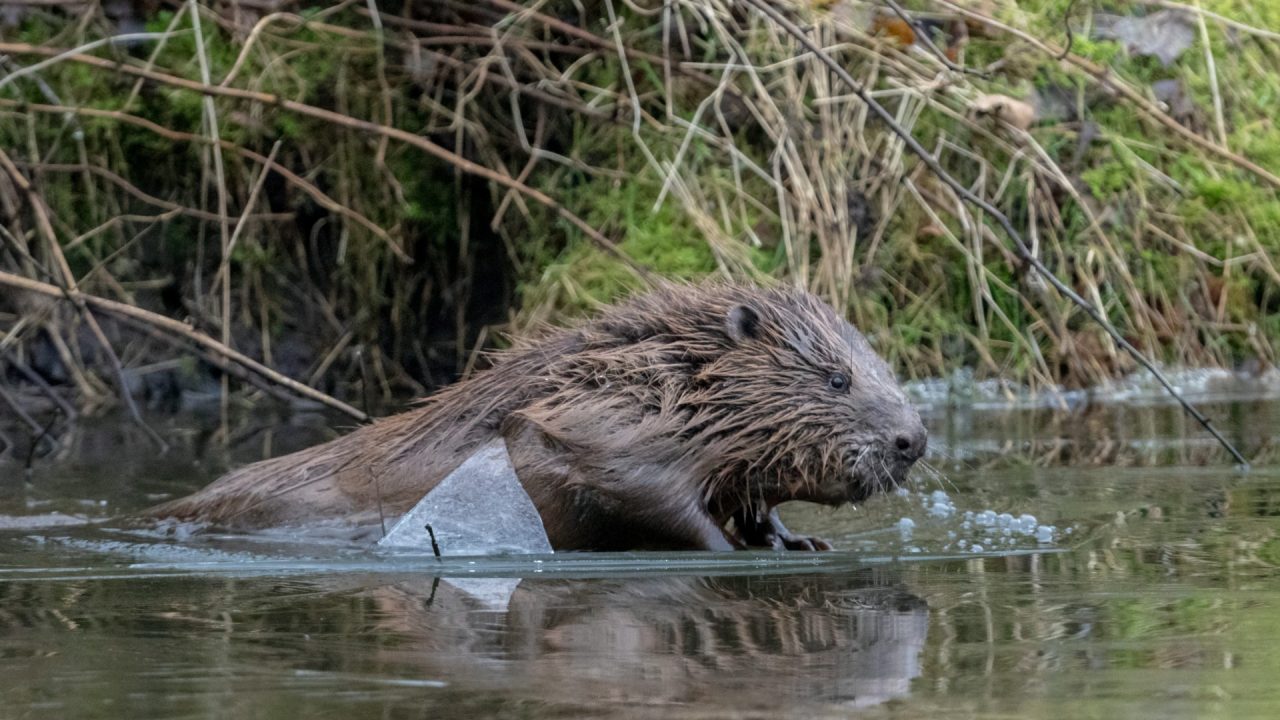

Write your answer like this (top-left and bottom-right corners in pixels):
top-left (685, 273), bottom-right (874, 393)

top-left (362, 570), bottom-right (927, 710)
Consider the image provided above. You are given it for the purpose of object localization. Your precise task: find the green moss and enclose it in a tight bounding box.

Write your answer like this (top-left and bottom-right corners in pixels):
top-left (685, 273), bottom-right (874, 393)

top-left (1238, 129), bottom-right (1280, 173)
top-left (533, 178), bottom-right (719, 308)
top-left (1081, 158), bottom-right (1135, 199)
top-left (1068, 36), bottom-right (1126, 67)
top-left (1194, 177), bottom-right (1250, 210)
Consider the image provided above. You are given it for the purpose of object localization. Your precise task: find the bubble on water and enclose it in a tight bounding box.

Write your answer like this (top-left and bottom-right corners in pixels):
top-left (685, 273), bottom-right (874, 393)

top-left (881, 490), bottom-right (1064, 555)
top-left (925, 490), bottom-right (957, 519)
top-left (897, 517), bottom-right (915, 541)
top-left (1017, 514), bottom-right (1038, 534)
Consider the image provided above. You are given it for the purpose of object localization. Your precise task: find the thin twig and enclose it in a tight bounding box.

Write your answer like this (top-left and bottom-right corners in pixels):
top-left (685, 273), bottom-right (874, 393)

top-left (1056, 0), bottom-right (1079, 60)
top-left (0, 383), bottom-right (42, 434)
top-left (0, 32), bottom-right (181, 92)
top-left (0, 147), bottom-right (169, 452)
top-left (9, 161), bottom-right (292, 223)
top-left (0, 40), bottom-right (648, 279)
top-left (0, 346), bottom-right (78, 419)
top-left (882, 0), bottom-right (988, 78)
top-left (187, 0), bottom-right (234, 438)
top-left (740, 0), bottom-right (1249, 466)
top-left (0, 99), bottom-right (400, 253)
top-left (1194, 0), bottom-right (1228, 149)
top-left (209, 140), bottom-right (283, 293)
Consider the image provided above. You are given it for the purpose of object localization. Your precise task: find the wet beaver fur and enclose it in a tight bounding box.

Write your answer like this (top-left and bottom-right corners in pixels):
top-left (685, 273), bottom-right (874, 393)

top-left (149, 283), bottom-right (927, 551)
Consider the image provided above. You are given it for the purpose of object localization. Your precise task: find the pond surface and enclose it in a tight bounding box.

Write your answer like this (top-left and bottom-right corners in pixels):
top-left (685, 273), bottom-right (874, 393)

top-left (2, 388), bottom-right (1280, 719)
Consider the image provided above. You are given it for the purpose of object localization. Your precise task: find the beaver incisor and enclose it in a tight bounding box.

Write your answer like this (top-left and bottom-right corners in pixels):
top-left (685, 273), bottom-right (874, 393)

top-left (148, 283), bottom-right (926, 551)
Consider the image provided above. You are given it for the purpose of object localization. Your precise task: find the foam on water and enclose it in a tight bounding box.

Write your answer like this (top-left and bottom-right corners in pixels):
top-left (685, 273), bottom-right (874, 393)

top-left (888, 488), bottom-right (1071, 555)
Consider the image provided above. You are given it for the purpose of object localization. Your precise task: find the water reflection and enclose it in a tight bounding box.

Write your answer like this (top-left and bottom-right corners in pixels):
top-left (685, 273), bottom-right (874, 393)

top-left (0, 559), bottom-right (929, 717)
top-left (357, 571), bottom-right (927, 710)
top-left (4, 397), bottom-right (1280, 718)
top-left (928, 398), bottom-right (1279, 467)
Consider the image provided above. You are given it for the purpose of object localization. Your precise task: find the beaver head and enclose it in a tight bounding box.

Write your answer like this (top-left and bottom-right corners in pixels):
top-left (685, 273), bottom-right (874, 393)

top-left (677, 286), bottom-right (926, 507)
top-left (525, 283), bottom-right (926, 513)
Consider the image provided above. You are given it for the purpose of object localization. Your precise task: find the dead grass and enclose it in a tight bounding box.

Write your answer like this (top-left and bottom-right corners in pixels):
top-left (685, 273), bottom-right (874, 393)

top-left (0, 0), bottom-right (1276, 422)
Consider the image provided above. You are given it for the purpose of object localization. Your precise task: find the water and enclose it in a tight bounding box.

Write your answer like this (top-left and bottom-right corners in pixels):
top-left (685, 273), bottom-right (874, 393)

top-left (2, 393), bottom-right (1280, 719)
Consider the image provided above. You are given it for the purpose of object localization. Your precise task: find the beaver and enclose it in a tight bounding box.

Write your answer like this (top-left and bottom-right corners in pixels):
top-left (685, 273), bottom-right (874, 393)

top-left (147, 283), bottom-right (926, 551)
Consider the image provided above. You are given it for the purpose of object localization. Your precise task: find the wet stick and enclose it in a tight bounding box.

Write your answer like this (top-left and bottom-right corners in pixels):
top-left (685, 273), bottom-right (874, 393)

top-left (0, 383), bottom-right (41, 435)
top-left (739, 0), bottom-right (1249, 467)
top-left (425, 524), bottom-right (442, 559)
top-left (0, 270), bottom-right (369, 422)
top-left (22, 414), bottom-right (60, 481)
top-left (0, 347), bottom-right (77, 419)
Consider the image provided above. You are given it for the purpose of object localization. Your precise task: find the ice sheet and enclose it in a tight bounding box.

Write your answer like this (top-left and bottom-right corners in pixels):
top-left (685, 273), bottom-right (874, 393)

top-left (377, 438), bottom-right (553, 555)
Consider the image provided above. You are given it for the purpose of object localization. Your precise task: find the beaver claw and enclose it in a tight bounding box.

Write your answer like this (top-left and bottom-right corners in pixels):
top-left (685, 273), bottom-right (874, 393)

top-left (777, 532), bottom-right (834, 552)
top-left (734, 506), bottom-right (833, 552)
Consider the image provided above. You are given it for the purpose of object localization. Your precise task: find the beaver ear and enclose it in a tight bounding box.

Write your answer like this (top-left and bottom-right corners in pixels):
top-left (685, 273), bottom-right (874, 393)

top-left (726, 304), bottom-right (761, 343)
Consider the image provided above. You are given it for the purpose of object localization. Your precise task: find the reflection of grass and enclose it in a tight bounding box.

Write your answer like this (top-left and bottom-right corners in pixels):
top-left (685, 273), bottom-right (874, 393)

top-left (904, 465), bottom-right (1280, 713)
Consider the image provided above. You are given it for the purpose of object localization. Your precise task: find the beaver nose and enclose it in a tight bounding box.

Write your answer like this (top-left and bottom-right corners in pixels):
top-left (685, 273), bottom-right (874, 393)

top-left (894, 425), bottom-right (927, 462)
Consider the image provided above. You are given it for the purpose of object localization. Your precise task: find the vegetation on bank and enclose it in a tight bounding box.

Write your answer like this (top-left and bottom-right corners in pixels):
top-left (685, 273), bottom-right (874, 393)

top-left (0, 0), bottom-right (1278, 416)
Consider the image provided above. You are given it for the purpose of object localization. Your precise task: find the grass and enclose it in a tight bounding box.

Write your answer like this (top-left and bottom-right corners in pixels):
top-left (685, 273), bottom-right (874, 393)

top-left (0, 0), bottom-right (1277, 412)
top-left (512, 0), bottom-right (1280, 388)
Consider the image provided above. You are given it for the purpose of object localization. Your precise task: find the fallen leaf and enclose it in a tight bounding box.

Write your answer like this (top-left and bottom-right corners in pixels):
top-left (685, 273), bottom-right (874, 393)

top-left (1092, 10), bottom-right (1195, 67)
top-left (871, 13), bottom-right (916, 46)
top-left (971, 94), bottom-right (1037, 131)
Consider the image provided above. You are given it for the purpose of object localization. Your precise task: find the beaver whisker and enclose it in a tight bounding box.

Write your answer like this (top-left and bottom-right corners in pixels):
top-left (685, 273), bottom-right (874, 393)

top-left (916, 459), bottom-right (956, 493)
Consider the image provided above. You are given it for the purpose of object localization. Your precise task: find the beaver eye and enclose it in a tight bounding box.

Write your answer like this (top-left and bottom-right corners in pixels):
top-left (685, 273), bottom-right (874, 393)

top-left (828, 373), bottom-right (849, 392)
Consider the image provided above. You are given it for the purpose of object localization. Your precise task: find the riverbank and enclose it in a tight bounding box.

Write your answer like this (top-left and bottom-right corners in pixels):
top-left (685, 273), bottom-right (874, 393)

top-left (1, 1), bottom-right (1277, 415)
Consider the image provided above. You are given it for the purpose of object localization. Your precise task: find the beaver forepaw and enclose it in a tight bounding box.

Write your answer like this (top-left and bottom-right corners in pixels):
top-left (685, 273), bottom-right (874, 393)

top-left (777, 532), bottom-right (834, 552)
top-left (733, 506), bottom-right (835, 552)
